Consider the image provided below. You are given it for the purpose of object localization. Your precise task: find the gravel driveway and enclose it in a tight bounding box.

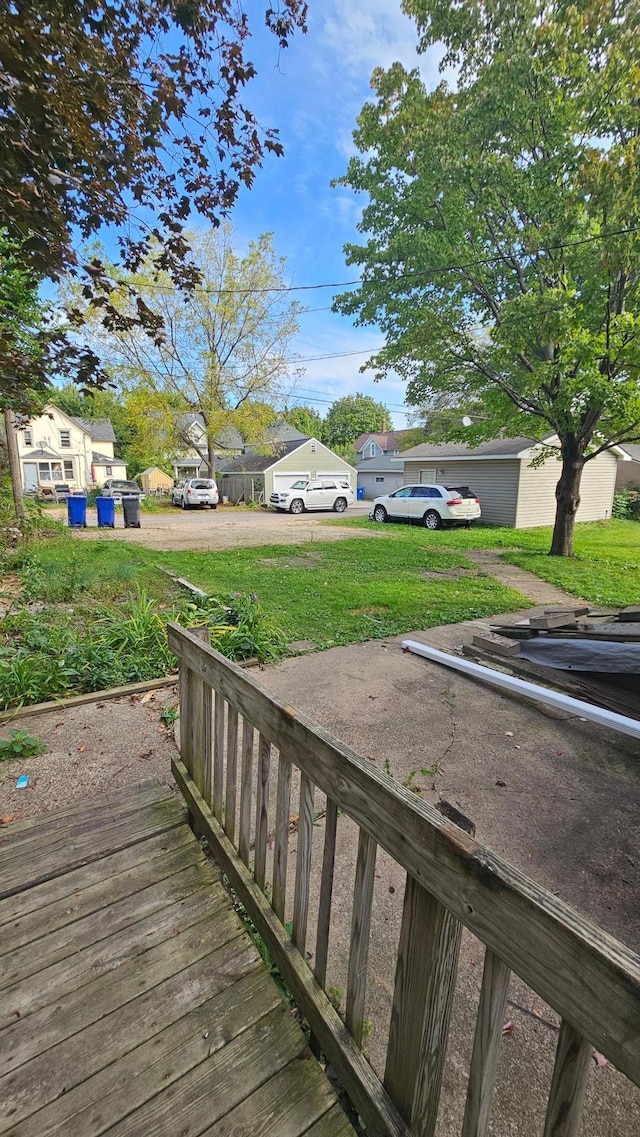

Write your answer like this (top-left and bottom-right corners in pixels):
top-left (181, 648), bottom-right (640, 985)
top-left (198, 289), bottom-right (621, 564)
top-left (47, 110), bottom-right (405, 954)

top-left (62, 504), bottom-right (373, 551)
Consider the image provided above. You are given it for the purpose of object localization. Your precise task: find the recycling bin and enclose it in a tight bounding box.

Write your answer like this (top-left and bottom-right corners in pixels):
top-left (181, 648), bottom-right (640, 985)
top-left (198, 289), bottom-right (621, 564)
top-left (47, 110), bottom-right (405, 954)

top-left (96, 496), bottom-right (116, 528)
top-left (357, 487), bottom-right (365, 500)
top-left (122, 495), bottom-right (141, 528)
top-left (67, 494), bottom-right (87, 528)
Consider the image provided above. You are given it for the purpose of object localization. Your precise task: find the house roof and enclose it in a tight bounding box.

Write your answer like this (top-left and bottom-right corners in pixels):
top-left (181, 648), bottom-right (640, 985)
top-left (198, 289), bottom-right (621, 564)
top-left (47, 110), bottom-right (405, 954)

top-left (618, 443), bottom-right (640, 461)
top-left (22, 446), bottom-right (62, 460)
top-left (398, 437), bottom-right (542, 461)
top-left (92, 450), bottom-right (122, 465)
top-left (140, 466), bottom-right (172, 476)
top-left (218, 438), bottom-right (308, 474)
top-left (175, 415), bottom-right (306, 452)
top-left (355, 453), bottom-right (405, 472)
top-left (355, 429), bottom-right (413, 453)
top-left (71, 417), bottom-right (116, 443)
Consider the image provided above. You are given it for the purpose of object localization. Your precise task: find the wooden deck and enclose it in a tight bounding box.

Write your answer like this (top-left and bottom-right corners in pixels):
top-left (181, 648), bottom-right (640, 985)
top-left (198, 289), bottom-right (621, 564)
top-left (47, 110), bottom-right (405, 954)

top-left (0, 782), bottom-right (353, 1137)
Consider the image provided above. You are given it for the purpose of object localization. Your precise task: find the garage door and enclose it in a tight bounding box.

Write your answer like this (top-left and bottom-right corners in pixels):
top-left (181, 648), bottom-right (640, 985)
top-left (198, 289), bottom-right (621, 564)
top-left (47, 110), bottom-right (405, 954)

top-left (272, 472), bottom-right (310, 492)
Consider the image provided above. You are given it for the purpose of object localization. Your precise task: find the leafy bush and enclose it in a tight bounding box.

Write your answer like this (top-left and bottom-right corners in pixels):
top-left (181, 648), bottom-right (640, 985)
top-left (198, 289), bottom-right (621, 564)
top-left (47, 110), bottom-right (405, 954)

top-left (179, 591), bottom-right (287, 662)
top-left (612, 488), bottom-right (640, 520)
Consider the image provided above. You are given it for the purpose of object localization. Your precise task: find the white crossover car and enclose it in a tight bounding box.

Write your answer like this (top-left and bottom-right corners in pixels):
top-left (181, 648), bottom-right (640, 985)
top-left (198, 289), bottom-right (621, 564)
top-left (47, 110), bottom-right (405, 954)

top-left (370, 484), bottom-right (481, 529)
top-left (270, 478), bottom-right (355, 514)
top-left (172, 478), bottom-right (219, 509)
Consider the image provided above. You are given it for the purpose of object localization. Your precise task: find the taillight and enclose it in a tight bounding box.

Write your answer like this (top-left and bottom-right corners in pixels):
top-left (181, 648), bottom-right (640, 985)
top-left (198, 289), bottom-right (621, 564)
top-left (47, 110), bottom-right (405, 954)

top-left (186, 488), bottom-right (191, 495)
top-left (446, 497), bottom-right (463, 505)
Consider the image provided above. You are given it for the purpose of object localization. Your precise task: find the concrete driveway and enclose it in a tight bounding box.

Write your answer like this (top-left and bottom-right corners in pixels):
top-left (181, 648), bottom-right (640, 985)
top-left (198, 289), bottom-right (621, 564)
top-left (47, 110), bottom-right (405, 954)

top-left (67, 503), bottom-right (373, 551)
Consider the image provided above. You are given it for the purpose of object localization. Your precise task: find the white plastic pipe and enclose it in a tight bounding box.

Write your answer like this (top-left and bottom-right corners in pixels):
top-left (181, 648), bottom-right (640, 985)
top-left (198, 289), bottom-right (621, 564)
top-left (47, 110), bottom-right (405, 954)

top-left (402, 639), bottom-right (640, 742)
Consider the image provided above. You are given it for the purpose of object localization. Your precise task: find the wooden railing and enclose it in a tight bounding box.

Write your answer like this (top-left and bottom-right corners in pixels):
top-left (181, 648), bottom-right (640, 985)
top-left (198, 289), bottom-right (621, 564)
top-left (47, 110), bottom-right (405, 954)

top-left (168, 623), bottom-right (640, 1137)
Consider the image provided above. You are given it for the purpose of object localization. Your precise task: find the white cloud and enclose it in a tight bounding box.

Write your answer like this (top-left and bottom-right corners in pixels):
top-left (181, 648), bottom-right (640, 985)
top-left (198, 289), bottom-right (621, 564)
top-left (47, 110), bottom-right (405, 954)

top-left (320, 0), bottom-right (445, 86)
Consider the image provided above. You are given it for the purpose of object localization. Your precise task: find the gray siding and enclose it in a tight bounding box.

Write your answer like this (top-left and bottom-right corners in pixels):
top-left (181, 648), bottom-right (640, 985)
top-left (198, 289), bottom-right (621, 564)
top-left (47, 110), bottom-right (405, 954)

top-left (515, 449), bottom-right (617, 527)
top-left (403, 459), bottom-right (520, 526)
top-left (358, 469), bottom-right (404, 499)
top-left (616, 458), bottom-right (640, 489)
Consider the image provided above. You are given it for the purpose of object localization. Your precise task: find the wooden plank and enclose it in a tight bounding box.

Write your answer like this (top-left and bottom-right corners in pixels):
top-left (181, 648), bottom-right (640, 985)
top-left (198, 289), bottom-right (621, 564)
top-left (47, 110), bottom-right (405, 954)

top-left (0, 800), bottom-right (184, 901)
top-left (300, 1104), bottom-right (355, 1137)
top-left (166, 626), bottom-right (640, 1085)
top-left (99, 1003), bottom-right (307, 1137)
top-left (225, 703), bottom-right (239, 843)
top-left (542, 1020), bottom-right (592, 1137)
top-left (529, 614), bottom-right (577, 630)
top-left (0, 895), bottom-right (237, 1079)
top-left (179, 662), bottom-right (195, 780)
top-left (461, 950), bottom-right (511, 1137)
top-left (0, 841), bottom-right (201, 961)
top-left (345, 829), bottom-right (377, 1048)
top-left (171, 758), bottom-right (412, 1137)
top-left (472, 632), bottom-right (521, 657)
top-left (0, 937), bottom-right (257, 1130)
top-left (409, 893), bottom-right (463, 1137)
top-left (14, 967), bottom-right (280, 1137)
top-left (314, 796), bottom-right (338, 990)
top-left (213, 690), bottom-right (225, 821)
top-left (199, 1055), bottom-right (348, 1137)
top-left (254, 734), bottom-right (271, 890)
top-left (0, 878), bottom-right (222, 1028)
top-left (619, 605), bottom-right (640, 622)
top-left (239, 718), bottom-right (254, 865)
top-left (272, 752), bottom-right (292, 923)
top-left (0, 676), bottom-right (177, 724)
top-left (292, 772), bottom-right (315, 956)
top-left (0, 824), bottom-right (193, 929)
top-left (553, 623), bottom-right (640, 641)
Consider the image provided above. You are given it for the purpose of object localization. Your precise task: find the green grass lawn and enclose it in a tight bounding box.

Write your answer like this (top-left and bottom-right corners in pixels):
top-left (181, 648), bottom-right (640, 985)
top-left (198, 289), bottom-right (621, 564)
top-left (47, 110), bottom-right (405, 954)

top-left (153, 538), bottom-right (527, 648)
top-left (327, 517), bottom-right (640, 608)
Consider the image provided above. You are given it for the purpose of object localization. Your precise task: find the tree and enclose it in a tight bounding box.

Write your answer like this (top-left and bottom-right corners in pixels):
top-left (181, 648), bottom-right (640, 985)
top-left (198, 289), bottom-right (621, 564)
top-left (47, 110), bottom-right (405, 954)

top-left (322, 393), bottom-right (391, 449)
top-left (0, 1), bottom-right (306, 404)
top-left (282, 405), bottom-right (324, 437)
top-left (72, 227), bottom-right (302, 475)
top-left (335, 0), bottom-right (640, 555)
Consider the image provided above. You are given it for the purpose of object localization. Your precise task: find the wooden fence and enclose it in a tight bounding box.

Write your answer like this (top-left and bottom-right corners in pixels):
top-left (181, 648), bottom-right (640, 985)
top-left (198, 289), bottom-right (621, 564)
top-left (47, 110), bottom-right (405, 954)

top-left (168, 622), bottom-right (640, 1137)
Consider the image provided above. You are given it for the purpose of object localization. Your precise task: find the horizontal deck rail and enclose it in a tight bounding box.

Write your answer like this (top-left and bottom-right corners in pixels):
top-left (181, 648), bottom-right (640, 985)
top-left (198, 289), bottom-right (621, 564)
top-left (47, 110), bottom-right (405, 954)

top-left (168, 622), bottom-right (640, 1137)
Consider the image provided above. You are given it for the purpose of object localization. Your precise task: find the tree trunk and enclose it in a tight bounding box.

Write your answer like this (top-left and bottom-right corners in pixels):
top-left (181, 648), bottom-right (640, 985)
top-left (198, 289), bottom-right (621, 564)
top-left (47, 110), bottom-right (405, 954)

top-left (549, 437), bottom-right (585, 556)
top-left (3, 409), bottom-right (25, 525)
top-left (206, 435), bottom-right (216, 478)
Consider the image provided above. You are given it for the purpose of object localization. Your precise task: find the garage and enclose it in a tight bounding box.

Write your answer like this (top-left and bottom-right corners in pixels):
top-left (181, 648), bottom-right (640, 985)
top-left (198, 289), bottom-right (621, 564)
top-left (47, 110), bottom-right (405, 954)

top-left (356, 455), bottom-right (405, 499)
top-left (218, 436), bottom-right (356, 505)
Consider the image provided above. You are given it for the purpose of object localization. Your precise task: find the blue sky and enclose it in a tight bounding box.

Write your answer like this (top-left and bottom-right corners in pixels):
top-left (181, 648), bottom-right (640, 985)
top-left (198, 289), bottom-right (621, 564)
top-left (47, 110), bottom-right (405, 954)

top-left (215, 1), bottom-right (447, 428)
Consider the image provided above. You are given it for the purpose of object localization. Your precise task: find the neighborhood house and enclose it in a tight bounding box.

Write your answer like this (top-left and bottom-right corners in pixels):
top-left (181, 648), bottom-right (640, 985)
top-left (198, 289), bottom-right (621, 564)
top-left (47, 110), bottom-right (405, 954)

top-left (219, 436), bottom-right (356, 504)
top-left (395, 436), bottom-right (621, 527)
top-left (17, 405), bottom-right (126, 494)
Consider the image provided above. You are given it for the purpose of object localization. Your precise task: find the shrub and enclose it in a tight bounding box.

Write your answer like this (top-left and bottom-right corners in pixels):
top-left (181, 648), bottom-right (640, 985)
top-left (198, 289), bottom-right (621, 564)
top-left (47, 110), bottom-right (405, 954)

top-left (179, 591), bottom-right (288, 662)
top-left (612, 488), bottom-right (640, 520)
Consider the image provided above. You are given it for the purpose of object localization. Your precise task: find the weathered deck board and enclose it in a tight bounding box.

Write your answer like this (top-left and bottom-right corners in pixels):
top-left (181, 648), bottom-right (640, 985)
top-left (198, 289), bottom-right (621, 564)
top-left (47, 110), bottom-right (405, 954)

top-left (0, 782), bottom-right (353, 1137)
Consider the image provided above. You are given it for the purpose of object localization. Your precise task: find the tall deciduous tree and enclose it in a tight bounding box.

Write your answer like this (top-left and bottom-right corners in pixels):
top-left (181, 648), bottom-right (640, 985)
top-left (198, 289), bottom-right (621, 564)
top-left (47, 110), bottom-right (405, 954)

top-left (72, 227), bottom-right (302, 474)
top-left (282, 404), bottom-right (324, 437)
top-left (335, 0), bottom-right (640, 555)
top-left (322, 392), bottom-right (391, 448)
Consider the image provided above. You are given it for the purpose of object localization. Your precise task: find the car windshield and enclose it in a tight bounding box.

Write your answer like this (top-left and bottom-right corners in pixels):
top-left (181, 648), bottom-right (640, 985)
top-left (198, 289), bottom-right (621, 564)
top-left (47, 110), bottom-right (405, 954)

top-left (290, 480), bottom-right (309, 489)
top-left (445, 486), bottom-right (477, 499)
top-left (111, 481), bottom-right (136, 489)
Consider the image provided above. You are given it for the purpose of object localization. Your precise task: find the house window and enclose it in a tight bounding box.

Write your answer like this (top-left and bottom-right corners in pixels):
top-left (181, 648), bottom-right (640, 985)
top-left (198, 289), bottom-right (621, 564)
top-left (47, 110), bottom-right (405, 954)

top-left (310, 440), bottom-right (317, 453)
top-left (63, 460), bottom-right (74, 480)
top-left (38, 461), bottom-right (65, 482)
top-left (368, 442), bottom-right (376, 457)
top-left (106, 466), bottom-right (113, 476)
top-left (24, 429), bottom-right (33, 446)
top-left (60, 429), bottom-right (71, 448)
top-left (375, 476), bottom-right (384, 482)
top-left (419, 469), bottom-right (437, 484)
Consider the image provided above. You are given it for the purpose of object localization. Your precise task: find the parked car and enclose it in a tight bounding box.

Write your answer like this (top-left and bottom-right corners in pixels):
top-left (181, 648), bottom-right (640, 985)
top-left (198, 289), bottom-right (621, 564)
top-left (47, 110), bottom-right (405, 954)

top-left (172, 477), bottom-right (219, 509)
top-left (270, 478), bottom-right (354, 514)
top-left (102, 478), bottom-right (145, 501)
top-left (370, 484), bottom-right (481, 529)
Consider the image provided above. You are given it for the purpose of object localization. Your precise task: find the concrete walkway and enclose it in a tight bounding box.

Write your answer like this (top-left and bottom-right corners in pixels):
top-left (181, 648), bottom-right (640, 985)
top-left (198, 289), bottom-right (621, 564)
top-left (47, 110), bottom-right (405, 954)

top-left (464, 547), bottom-right (583, 607)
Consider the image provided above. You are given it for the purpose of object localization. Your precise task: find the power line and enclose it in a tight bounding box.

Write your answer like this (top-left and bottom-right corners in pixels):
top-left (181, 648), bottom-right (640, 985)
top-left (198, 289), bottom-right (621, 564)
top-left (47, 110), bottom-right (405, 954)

top-left (113, 225), bottom-right (640, 297)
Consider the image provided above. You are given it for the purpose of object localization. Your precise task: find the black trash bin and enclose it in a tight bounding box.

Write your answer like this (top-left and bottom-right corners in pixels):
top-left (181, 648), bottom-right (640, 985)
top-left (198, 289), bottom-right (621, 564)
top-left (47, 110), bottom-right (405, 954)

top-left (122, 495), bottom-right (141, 528)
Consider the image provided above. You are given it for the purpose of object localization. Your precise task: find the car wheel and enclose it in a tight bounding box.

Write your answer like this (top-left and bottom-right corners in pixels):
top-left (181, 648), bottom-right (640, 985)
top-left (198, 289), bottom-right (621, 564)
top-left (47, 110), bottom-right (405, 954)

top-left (181, 498), bottom-right (187, 509)
top-left (464, 520), bottom-right (471, 529)
top-left (210, 504), bottom-right (217, 510)
top-left (333, 497), bottom-right (347, 513)
top-left (424, 510), bottom-right (442, 530)
top-left (289, 498), bottom-right (304, 514)
top-left (372, 505), bottom-right (387, 523)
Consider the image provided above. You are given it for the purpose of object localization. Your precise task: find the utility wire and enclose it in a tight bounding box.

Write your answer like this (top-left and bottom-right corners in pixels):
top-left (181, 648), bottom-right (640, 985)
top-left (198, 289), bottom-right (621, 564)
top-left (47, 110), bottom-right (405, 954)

top-left (115, 225), bottom-right (640, 297)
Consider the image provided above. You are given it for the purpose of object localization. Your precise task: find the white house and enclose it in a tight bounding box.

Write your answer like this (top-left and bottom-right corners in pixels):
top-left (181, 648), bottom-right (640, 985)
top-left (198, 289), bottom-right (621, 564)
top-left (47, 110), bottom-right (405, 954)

top-left (17, 405), bottom-right (126, 494)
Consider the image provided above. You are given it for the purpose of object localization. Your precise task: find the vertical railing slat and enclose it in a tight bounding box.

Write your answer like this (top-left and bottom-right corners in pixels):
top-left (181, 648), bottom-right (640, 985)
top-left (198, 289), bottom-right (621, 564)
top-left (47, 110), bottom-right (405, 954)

top-left (225, 704), bottom-right (239, 844)
top-left (254, 734), bottom-right (271, 890)
top-left (542, 1020), bottom-right (592, 1137)
top-left (213, 691), bottom-right (225, 822)
top-left (385, 873), bottom-right (462, 1135)
top-left (292, 772), bottom-right (315, 955)
top-left (461, 949), bottom-right (511, 1137)
top-left (314, 796), bottom-right (338, 990)
top-left (345, 828), bottom-right (377, 1048)
top-left (272, 752), bottom-right (292, 923)
top-left (238, 719), bottom-right (254, 867)
top-left (179, 663), bottom-right (195, 779)
top-left (189, 627), bottom-right (211, 802)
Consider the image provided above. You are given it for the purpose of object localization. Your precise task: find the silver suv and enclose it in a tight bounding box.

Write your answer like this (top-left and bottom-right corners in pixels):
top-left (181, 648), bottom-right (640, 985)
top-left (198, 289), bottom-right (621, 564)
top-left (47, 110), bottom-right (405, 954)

top-left (102, 478), bottom-right (145, 501)
top-left (172, 477), bottom-right (219, 509)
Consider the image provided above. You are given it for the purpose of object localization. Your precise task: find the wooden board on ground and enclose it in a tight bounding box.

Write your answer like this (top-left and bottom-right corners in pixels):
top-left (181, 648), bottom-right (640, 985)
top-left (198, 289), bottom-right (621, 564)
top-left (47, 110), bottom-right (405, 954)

top-left (472, 632), bottom-right (521, 657)
top-left (0, 782), bottom-right (352, 1137)
top-left (529, 613), bottom-right (578, 630)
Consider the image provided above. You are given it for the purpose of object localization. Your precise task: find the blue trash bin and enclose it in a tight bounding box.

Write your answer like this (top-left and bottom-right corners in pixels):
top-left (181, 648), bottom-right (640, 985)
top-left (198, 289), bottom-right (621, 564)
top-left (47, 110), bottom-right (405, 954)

top-left (357, 487), bottom-right (365, 501)
top-left (67, 494), bottom-right (87, 528)
top-left (96, 496), bottom-right (116, 528)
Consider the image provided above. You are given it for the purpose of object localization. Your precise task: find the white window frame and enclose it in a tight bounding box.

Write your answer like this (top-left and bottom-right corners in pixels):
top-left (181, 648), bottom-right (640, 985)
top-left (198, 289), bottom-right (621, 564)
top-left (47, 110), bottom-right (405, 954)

top-left (23, 428), bottom-right (33, 446)
top-left (63, 460), bottom-right (74, 480)
top-left (60, 429), bottom-right (71, 448)
top-left (38, 460), bottom-right (65, 482)
top-left (368, 442), bottom-right (376, 457)
top-left (419, 469), bottom-right (437, 484)
top-left (105, 465), bottom-right (113, 476)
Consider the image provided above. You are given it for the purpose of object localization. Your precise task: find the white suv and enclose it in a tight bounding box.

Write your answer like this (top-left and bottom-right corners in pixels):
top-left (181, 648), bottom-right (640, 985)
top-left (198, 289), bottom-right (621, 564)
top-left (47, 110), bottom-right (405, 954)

top-left (370, 484), bottom-right (481, 529)
top-left (270, 478), bottom-right (354, 514)
top-left (172, 477), bottom-right (219, 509)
